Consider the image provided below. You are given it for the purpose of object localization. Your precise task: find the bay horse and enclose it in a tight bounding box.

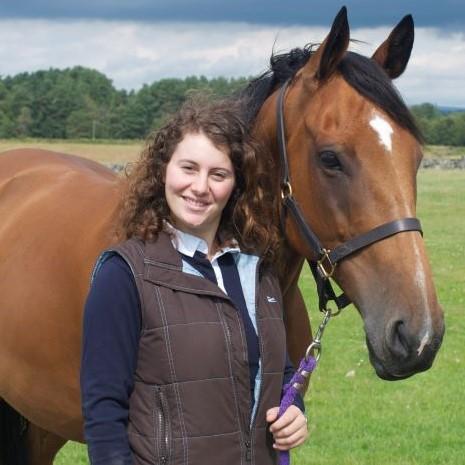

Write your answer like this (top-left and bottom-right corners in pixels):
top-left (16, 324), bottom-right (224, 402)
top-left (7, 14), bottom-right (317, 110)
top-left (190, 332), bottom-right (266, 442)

top-left (0, 7), bottom-right (444, 465)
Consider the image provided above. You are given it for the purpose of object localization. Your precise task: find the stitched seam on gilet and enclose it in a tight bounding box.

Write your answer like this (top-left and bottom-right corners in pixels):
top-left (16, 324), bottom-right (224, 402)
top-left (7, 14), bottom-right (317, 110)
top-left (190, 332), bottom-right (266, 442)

top-left (161, 377), bottom-right (233, 385)
top-left (186, 430), bottom-right (241, 439)
top-left (163, 321), bottom-right (222, 328)
top-left (231, 305), bottom-right (251, 460)
top-left (232, 311), bottom-right (248, 369)
top-left (134, 377), bottom-right (232, 386)
top-left (128, 429), bottom-right (241, 440)
top-left (141, 321), bottom-right (222, 331)
top-left (155, 286), bottom-right (189, 465)
top-left (126, 241), bottom-right (147, 321)
top-left (215, 302), bottom-right (245, 465)
top-left (252, 305), bottom-right (266, 465)
top-left (139, 322), bottom-right (222, 337)
top-left (146, 279), bottom-right (228, 298)
top-left (144, 259), bottom-right (181, 271)
top-left (128, 430), bottom-right (156, 438)
top-left (230, 311), bottom-right (250, 462)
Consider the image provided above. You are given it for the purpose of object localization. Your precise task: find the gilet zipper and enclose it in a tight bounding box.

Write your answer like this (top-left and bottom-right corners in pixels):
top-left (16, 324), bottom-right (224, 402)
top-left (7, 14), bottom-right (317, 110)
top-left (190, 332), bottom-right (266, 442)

top-left (155, 386), bottom-right (169, 464)
top-left (247, 257), bottom-right (266, 463)
top-left (219, 256), bottom-right (264, 464)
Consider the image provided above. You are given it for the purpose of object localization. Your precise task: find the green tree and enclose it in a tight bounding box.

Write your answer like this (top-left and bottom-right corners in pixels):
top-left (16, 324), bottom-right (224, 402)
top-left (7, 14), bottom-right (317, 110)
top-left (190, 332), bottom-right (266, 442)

top-left (410, 103), bottom-right (441, 120)
top-left (16, 106), bottom-right (33, 137)
top-left (0, 110), bottom-right (14, 137)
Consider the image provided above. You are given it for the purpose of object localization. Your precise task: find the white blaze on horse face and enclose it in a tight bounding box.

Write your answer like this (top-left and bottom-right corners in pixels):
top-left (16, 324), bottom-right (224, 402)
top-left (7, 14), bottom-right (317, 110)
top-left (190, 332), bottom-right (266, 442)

top-left (417, 331), bottom-right (430, 356)
top-left (413, 236), bottom-right (433, 356)
top-left (369, 113), bottom-right (393, 153)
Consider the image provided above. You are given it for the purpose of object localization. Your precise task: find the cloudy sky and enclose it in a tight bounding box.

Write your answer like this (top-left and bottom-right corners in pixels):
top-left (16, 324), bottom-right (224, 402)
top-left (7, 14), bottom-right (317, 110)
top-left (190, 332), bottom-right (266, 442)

top-left (0, 1), bottom-right (464, 106)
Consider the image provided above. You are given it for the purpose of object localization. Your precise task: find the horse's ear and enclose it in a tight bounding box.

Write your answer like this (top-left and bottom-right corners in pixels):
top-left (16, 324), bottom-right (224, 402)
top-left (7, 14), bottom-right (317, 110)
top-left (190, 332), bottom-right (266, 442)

top-left (372, 15), bottom-right (414, 79)
top-left (303, 6), bottom-right (350, 82)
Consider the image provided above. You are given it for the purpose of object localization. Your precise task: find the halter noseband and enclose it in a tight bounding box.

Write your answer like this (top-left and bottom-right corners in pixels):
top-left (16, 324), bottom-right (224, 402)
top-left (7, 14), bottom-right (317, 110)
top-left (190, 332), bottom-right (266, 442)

top-left (276, 78), bottom-right (423, 313)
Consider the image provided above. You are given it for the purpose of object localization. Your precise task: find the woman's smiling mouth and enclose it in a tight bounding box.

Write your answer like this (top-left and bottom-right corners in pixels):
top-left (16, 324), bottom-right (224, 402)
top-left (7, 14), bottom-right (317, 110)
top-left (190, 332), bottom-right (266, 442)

top-left (182, 195), bottom-right (210, 208)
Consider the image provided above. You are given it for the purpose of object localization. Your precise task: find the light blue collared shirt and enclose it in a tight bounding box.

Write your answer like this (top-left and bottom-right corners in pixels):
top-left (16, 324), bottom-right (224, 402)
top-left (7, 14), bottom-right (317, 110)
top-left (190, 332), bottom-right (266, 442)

top-left (166, 225), bottom-right (262, 422)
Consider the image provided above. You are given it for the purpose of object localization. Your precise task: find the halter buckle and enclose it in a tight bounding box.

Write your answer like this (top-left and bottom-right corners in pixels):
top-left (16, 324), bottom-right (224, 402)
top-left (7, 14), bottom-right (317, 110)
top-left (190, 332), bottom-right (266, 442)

top-left (281, 182), bottom-right (293, 199)
top-left (317, 249), bottom-right (336, 278)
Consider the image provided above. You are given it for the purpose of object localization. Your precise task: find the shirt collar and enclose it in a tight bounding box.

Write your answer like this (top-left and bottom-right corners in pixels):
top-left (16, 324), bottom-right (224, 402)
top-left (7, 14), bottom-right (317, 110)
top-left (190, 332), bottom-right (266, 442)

top-left (164, 222), bottom-right (241, 261)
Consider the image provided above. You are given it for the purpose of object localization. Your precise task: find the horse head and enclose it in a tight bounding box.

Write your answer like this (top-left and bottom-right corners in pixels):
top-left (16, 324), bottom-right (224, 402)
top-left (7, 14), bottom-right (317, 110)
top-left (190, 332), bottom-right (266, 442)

top-left (254, 7), bottom-right (444, 380)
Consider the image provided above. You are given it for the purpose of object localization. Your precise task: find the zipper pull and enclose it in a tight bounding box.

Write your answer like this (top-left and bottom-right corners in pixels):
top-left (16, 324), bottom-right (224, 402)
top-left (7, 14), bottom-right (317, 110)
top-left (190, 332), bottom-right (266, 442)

top-left (245, 440), bottom-right (252, 461)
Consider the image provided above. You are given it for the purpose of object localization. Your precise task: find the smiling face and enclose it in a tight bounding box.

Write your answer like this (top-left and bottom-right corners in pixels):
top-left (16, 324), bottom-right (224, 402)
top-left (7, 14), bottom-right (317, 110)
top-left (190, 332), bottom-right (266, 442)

top-left (164, 131), bottom-right (236, 247)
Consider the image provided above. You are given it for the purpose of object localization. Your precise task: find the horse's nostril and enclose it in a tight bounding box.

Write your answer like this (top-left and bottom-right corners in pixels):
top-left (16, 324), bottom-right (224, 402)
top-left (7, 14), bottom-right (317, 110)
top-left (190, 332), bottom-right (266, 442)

top-left (389, 320), bottom-right (411, 360)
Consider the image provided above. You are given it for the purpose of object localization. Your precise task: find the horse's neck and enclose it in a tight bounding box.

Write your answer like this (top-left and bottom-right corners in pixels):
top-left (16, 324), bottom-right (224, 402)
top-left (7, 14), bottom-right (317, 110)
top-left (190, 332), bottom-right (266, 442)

top-left (251, 92), bottom-right (305, 294)
top-left (278, 242), bottom-right (305, 296)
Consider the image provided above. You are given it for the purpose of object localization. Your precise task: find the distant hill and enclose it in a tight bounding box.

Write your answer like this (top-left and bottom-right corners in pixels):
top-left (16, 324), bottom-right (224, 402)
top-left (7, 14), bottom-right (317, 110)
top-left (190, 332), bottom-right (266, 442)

top-left (438, 106), bottom-right (465, 114)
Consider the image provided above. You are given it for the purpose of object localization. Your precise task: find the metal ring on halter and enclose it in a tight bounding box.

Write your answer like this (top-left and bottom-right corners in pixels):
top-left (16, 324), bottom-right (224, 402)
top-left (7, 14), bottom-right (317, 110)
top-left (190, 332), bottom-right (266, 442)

top-left (281, 181), bottom-right (293, 199)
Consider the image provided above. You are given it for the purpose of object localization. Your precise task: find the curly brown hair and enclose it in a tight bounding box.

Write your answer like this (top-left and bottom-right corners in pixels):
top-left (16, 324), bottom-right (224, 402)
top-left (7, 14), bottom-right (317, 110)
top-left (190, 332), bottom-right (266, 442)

top-left (119, 96), bottom-right (280, 263)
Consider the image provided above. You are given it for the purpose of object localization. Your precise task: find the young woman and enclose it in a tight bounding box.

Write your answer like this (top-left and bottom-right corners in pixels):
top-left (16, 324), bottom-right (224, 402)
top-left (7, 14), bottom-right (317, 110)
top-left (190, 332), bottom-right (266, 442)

top-left (81, 98), bottom-right (308, 465)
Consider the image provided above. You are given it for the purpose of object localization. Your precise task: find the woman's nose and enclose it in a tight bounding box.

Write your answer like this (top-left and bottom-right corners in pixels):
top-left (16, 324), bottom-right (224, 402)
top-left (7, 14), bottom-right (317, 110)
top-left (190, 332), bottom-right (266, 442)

top-left (191, 173), bottom-right (209, 194)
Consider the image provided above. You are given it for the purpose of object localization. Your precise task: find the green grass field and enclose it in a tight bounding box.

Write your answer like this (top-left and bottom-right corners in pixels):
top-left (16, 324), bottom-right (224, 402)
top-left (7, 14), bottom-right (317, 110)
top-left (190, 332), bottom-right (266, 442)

top-left (47, 161), bottom-right (463, 465)
top-left (423, 145), bottom-right (465, 159)
top-left (0, 138), bottom-right (143, 164)
top-left (0, 139), bottom-right (464, 163)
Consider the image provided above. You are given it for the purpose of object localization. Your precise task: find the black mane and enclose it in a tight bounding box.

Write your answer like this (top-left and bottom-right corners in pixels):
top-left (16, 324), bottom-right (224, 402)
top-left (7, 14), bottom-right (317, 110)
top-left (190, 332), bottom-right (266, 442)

top-left (240, 45), bottom-right (422, 142)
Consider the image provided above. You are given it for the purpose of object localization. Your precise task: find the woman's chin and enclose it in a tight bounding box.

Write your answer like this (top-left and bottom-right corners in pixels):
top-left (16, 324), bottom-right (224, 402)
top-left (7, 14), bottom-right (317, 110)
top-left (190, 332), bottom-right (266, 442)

top-left (174, 217), bottom-right (209, 237)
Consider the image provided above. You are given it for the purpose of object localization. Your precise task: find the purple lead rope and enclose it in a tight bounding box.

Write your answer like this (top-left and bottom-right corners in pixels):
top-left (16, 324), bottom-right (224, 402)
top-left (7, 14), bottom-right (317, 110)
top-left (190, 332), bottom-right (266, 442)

top-left (277, 355), bottom-right (317, 465)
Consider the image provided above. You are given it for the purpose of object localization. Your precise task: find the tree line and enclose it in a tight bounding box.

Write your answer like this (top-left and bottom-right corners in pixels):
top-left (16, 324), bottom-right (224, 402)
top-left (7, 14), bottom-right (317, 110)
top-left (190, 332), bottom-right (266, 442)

top-left (0, 67), bottom-right (247, 140)
top-left (410, 103), bottom-right (465, 146)
top-left (0, 66), bottom-right (463, 145)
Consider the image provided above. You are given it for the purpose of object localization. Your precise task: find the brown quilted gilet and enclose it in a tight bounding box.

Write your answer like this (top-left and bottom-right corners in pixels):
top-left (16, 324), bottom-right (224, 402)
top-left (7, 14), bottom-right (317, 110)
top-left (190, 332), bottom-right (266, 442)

top-left (111, 233), bottom-right (287, 465)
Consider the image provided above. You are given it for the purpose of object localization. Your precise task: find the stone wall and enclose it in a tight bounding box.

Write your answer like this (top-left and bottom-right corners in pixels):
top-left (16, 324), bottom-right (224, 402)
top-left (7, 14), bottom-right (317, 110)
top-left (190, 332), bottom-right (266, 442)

top-left (421, 157), bottom-right (465, 169)
top-left (108, 156), bottom-right (465, 173)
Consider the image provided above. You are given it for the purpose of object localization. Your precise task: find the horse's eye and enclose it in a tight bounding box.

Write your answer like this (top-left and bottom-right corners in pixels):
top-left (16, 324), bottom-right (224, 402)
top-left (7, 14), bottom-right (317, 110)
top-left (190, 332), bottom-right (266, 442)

top-left (319, 151), bottom-right (343, 171)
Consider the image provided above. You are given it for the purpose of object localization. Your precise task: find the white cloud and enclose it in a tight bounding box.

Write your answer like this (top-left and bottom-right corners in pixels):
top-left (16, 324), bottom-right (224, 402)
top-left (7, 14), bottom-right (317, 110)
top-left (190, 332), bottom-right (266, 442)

top-left (0, 19), bottom-right (463, 106)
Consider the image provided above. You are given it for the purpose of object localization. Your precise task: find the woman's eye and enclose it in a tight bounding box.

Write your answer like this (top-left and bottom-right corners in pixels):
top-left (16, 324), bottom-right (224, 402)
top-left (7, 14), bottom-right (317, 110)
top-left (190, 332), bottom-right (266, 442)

top-left (211, 172), bottom-right (227, 180)
top-left (319, 151), bottom-right (343, 171)
top-left (181, 165), bottom-right (195, 172)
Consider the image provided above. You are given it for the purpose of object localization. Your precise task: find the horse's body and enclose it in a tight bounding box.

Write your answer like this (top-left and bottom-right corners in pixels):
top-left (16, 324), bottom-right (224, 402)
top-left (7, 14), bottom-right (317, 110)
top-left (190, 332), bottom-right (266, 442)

top-left (0, 149), bottom-right (121, 438)
top-left (0, 8), bottom-right (444, 465)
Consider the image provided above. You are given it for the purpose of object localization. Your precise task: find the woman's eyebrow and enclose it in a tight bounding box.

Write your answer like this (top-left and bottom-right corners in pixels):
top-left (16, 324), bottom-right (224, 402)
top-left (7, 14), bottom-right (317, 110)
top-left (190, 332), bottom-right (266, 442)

top-left (177, 158), bottom-right (198, 165)
top-left (177, 159), bottom-right (233, 172)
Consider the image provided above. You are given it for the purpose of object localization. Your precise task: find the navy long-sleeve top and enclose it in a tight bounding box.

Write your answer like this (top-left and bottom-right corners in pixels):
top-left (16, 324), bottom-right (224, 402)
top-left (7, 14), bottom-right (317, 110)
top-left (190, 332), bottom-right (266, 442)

top-left (81, 251), bottom-right (304, 465)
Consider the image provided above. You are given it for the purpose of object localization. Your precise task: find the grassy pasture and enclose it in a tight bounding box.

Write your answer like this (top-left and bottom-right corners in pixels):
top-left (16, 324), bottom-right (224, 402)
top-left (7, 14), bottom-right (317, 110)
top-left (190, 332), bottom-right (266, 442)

top-left (292, 170), bottom-right (465, 464)
top-left (423, 145), bottom-right (465, 159)
top-left (1, 138), bottom-right (464, 162)
top-left (0, 138), bottom-right (143, 164)
top-left (10, 140), bottom-right (459, 465)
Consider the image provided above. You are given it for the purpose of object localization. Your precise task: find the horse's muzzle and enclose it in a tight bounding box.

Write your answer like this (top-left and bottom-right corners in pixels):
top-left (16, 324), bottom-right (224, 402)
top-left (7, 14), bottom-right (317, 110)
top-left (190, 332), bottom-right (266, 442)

top-left (365, 314), bottom-right (445, 381)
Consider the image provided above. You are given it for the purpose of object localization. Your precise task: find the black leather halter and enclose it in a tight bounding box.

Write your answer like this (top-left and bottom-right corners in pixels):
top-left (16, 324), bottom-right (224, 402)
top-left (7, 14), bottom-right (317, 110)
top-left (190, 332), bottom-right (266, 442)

top-left (276, 79), bottom-right (423, 313)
